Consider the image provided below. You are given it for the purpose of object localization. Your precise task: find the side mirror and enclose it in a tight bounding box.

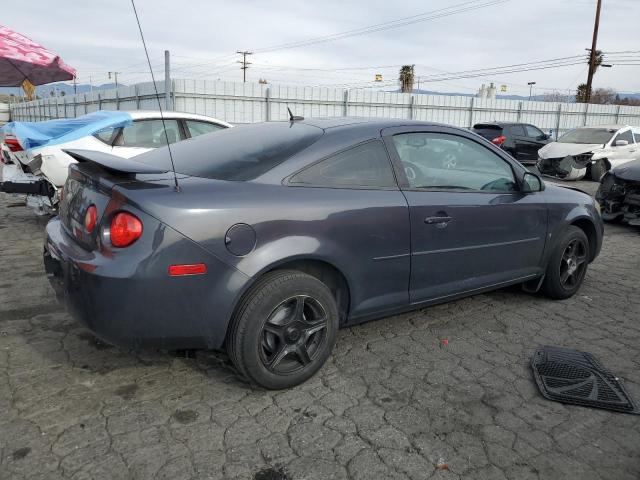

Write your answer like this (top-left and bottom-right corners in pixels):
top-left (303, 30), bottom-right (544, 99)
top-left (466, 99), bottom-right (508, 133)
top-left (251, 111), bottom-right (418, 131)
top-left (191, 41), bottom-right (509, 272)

top-left (522, 171), bottom-right (544, 193)
top-left (614, 139), bottom-right (629, 147)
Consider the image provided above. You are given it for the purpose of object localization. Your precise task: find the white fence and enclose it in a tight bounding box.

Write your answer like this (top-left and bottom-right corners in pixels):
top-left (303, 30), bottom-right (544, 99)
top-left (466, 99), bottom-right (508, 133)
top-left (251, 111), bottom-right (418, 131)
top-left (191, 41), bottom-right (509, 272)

top-left (9, 79), bottom-right (640, 138)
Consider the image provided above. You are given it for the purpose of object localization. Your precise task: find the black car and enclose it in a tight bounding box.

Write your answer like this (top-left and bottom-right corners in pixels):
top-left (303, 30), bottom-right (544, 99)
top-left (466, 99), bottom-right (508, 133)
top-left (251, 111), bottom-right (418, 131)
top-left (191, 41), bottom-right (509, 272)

top-left (472, 122), bottom-right (551, 164)
top-left (43, 118), bottom-right (603, 389)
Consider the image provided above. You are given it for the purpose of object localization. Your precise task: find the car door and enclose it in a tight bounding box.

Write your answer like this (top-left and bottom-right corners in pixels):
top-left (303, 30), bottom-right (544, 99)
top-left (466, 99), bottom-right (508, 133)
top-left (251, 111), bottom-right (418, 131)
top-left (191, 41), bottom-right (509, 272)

top-left (607, 129), bottom-right (637, 167)
top-left (523, 125), bottom-right (548, 161)
top-left (112, 118), bottom-right (184, 158)
top-left (383, 126), bottom-right (548, 304)
top-left (508, 124), bottom-right (529, 160)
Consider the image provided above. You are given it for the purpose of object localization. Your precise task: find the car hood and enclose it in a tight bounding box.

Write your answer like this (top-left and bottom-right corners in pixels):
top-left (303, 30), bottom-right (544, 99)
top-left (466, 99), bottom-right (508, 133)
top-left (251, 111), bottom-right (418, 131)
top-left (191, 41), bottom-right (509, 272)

top-left (539, 142), bottom-right (603, 159)
top-left (611, 160), bottom-right (640, 182)
top-left (545, 181), bottom-right (590, 197)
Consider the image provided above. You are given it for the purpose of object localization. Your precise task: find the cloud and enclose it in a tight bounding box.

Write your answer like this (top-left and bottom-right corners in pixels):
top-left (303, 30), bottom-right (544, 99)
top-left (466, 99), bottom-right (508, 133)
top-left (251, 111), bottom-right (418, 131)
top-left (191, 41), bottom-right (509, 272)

top-left (4, 0), bottom-right (639, 95)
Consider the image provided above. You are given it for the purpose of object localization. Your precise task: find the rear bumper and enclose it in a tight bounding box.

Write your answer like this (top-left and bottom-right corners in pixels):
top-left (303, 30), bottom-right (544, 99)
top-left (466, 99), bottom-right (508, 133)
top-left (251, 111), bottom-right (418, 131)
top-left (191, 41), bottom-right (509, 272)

top-left (44, 217), bottom-right (248, 350)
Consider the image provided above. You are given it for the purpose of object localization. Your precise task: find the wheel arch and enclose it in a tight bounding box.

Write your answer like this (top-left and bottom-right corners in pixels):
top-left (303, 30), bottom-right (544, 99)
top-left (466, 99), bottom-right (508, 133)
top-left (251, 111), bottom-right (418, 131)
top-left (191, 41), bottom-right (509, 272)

top-left (569, 217), bottom-right (599, 262)
top-left (228, 256), bottom-right (352, 336)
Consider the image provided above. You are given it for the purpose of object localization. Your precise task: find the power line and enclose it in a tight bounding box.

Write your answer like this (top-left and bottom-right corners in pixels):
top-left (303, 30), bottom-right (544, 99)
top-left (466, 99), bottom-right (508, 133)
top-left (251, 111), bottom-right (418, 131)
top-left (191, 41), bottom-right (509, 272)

top-left (252, 0), bottom-right (508, 53)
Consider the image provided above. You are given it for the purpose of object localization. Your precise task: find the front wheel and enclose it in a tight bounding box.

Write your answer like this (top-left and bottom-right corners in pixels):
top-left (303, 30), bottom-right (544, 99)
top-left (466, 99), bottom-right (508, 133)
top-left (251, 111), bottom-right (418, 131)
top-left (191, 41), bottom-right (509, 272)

top-left (226, 270), bottom-right (338, 389)
top-left (590, 160), bottom-right (607, 181)
top-left (541, 226), bottom-right (589, 299)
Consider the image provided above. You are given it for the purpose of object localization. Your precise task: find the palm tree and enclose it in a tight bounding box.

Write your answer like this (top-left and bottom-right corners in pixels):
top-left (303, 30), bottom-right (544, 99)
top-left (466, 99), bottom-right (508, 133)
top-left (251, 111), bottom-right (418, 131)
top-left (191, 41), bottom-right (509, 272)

top-left (399, 65), bottom-right (415, 93)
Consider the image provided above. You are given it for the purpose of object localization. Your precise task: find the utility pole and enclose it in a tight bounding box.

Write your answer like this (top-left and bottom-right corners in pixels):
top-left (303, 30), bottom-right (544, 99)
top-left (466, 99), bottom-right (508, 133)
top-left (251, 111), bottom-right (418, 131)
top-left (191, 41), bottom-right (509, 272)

top-left (108, 71), bottom-right (121, 89)
top-left (73, 77), bottom-right (77, 95)
top-left (236, 51), bottom-right (252, 83)
top-left (527, 81), bottom-right (536, 101)
top-left (164, 50), bottom-right (172, 110)
top-left (89, 75), bottom-right (93, 94)
top-left (585, 0), bottom-right (602, 103)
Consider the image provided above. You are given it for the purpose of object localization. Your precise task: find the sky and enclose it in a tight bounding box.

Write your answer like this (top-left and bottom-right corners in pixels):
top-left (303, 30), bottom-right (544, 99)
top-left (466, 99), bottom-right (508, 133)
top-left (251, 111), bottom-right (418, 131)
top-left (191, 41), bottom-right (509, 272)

top-left (5, 0), bottom-right (640, 97)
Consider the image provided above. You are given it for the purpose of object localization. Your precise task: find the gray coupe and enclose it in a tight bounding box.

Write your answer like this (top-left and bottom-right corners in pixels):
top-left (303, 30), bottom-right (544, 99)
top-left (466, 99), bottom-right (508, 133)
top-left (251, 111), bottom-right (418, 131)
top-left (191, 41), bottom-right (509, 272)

top-left (43, 117), bottom-right (603, 389)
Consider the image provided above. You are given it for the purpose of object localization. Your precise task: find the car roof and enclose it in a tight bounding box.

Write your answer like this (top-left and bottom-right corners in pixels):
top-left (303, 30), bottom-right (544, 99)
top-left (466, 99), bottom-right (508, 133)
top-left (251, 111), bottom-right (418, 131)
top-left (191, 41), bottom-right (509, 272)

top-left (123, 110), bottom-right (232, 126)
top-left (579, 124), bottom-right (627, 130)
top-left (473, 122), bottom-right (530, 127)
top-left (299, 116), bottom-right (448, 132)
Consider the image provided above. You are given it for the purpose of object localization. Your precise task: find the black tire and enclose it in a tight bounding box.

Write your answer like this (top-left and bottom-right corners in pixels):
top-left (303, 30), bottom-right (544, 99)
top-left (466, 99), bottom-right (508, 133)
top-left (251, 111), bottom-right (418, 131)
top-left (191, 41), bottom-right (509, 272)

top-left (590, 160), bottom-right (607, 181)
top-left (227, 270), bottom-right (338, 389)
top-left (541, 226), bottom-right (589, 300)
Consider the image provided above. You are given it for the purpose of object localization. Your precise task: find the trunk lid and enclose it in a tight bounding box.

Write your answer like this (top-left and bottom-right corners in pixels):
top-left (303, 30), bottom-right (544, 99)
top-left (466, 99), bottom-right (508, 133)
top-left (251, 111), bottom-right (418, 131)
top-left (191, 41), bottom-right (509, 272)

top-left (58, 150), bottom-right (173, 250)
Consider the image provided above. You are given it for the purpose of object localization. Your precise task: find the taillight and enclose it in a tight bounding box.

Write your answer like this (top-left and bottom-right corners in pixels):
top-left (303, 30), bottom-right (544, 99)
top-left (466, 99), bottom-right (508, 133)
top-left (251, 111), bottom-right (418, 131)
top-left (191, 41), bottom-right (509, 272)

top-left (110, 212), bottom-right (142, 247)
top-left (84, 205), bottom-right (97, 233)
top-left (491, 135), bottom-right (507, 146)
top-left (4, 138), bottom-right (23, 152)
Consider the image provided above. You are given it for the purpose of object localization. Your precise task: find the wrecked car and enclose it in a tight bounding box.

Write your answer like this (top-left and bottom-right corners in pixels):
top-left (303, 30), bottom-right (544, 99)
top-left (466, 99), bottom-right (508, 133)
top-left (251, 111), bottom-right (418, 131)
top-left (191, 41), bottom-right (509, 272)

top-left (0, 110), bottom-right (230, 215)
top-left (537, 125), bottom-right (640, 181)
top-left (596, 159), bottom-right (640, 226)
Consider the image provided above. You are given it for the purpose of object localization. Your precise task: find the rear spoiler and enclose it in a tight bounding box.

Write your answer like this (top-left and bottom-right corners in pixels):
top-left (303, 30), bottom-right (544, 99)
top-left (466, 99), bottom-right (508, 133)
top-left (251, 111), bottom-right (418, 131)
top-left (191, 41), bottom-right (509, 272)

top-left (63, 149), bottom-right (169, 174)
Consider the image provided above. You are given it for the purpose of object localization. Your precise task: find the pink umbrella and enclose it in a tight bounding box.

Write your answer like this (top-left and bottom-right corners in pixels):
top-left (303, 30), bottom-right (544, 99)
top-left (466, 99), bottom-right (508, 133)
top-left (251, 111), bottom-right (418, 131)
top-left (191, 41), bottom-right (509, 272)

top-left (0, 25), bottom-right (76, 86)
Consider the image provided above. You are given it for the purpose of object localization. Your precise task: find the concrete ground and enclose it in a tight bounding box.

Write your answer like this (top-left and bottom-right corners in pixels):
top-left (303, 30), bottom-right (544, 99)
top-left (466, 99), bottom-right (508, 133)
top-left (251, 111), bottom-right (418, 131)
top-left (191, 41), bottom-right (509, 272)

top-left (1, 176), bottom-right (639, 480)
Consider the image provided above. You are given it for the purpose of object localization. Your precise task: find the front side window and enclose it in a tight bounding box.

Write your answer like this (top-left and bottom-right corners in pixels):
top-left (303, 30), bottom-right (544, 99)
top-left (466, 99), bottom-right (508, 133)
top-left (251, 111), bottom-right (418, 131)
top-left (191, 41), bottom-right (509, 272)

top-left (392, 132), bottom-right (518, 192)
top-left (118, 119), bottom-right (182, 148)
top-left (525, 125), bottom-right (544, 138)
top-left (289, 141), bottom-right (396, 189)
top-left (613, 129), bottom-right (634, 145)
top-left (186, 120), bottom-right (224, 138)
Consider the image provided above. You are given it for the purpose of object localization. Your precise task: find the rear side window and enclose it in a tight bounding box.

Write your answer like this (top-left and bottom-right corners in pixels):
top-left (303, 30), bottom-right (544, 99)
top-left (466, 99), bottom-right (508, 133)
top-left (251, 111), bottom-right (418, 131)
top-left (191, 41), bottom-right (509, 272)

top-left (289, 141), bottom-right (396, 189)
top-left (185, 120), bottom-right (224, 138)
top-left (118, 119), bottom-right (182, 148)
top-left (93, 127), bottom-right (117, 145)
top-left (509, 125), bottom-right (525, 136)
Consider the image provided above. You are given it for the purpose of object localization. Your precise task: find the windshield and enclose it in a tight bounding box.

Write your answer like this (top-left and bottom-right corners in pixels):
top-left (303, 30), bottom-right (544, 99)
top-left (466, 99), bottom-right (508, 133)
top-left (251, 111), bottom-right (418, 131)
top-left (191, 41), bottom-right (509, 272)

top-left (557, 128), bottom-right (615, 144)
top-left (136, 121), bottom-right (323, 181)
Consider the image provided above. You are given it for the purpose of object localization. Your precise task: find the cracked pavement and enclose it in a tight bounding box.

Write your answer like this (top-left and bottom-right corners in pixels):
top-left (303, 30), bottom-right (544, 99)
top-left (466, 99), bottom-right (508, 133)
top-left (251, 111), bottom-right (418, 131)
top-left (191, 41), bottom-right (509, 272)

top-left (1, 178), bottom-right (639, 480)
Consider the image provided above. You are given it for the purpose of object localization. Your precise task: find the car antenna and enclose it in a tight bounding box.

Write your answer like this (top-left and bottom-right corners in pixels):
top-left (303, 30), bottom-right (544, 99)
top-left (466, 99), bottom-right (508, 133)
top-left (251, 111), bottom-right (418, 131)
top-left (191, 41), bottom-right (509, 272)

top-left (130, 0), bottom-right (180, 192)
top-left (287, 107), bottom-right (304, 122)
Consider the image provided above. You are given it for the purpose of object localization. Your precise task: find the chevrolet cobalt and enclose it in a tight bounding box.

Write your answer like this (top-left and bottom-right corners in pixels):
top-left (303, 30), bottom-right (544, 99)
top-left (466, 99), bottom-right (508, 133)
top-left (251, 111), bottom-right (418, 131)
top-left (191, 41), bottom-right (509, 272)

top-left (44, 118), bottom-right (603, 389)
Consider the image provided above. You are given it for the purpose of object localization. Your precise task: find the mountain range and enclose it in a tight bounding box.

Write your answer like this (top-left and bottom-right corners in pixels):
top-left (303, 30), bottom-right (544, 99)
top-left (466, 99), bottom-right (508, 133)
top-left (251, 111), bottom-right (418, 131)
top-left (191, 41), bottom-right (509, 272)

top-left (2, 82), bottom-right (639, 103)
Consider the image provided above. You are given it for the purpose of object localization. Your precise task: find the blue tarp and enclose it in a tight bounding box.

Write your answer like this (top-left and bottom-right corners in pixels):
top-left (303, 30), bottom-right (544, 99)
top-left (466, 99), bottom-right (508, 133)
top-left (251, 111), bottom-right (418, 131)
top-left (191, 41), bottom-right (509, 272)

top-left (0, 110), bottom-right (133, 150)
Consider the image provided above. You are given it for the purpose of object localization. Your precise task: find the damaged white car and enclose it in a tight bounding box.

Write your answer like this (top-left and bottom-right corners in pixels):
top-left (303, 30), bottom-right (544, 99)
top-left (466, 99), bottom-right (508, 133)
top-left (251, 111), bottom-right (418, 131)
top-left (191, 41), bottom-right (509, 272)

top-left (0, 110), bottom-right (230, 215)
top-left (536, 125), bottom-right (640, 181)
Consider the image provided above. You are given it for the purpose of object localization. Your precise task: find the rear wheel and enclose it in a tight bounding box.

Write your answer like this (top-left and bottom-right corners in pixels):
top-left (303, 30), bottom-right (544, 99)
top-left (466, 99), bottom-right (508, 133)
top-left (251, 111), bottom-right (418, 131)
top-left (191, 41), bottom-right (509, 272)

top-left (227, 270), bottom-right (338, 389)
top-left (541, 226), bottom-right (589, 299)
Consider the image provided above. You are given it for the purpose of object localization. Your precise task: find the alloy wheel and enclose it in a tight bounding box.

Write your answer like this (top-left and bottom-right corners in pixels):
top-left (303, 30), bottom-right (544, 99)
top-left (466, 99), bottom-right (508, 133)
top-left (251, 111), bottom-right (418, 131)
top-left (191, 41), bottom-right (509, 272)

top-left (259, 295), bottom-right (328, 374)
top-left (559, 238), bottom-right (588, 290)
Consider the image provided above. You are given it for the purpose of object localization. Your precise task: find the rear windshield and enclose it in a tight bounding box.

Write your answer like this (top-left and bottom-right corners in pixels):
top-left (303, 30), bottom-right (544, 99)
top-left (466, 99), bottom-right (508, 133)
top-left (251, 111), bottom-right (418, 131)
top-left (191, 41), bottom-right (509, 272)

top-left (472, 124), bottom-right (502, 139)
top-left (136, 121), bottom-right (324, 181)
top-left (558, 128), bottom-right (615, 144)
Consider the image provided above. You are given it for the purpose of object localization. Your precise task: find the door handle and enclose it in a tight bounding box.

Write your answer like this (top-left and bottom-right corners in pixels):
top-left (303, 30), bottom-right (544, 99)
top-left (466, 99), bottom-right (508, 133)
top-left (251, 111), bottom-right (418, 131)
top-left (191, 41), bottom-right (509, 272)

top-left (425, 216), bottom-right (453, 226)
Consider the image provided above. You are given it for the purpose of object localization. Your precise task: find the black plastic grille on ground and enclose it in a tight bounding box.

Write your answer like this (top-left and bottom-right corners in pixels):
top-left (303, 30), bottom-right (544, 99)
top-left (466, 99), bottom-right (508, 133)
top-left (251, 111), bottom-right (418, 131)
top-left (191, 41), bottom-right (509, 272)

top-left (531, 346), bottom-right (639, 415)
